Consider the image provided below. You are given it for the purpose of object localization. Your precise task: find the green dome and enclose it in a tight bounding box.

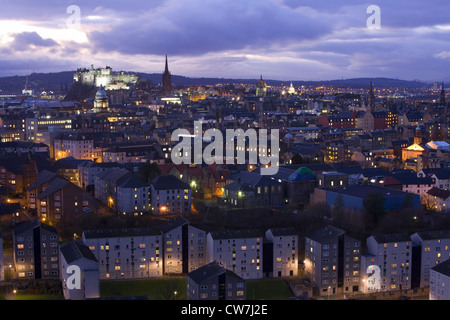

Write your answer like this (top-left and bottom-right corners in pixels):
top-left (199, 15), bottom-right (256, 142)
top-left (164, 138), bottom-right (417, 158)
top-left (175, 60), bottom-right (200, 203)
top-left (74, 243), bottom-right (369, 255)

top-left (287, 167), bottom-right (315, 181)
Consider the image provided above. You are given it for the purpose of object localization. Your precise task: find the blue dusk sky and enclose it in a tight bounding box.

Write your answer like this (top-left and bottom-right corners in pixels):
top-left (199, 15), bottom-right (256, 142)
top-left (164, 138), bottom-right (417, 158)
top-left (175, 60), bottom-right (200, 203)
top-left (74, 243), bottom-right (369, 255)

top-left (0, 0), bottom-right (449, 81)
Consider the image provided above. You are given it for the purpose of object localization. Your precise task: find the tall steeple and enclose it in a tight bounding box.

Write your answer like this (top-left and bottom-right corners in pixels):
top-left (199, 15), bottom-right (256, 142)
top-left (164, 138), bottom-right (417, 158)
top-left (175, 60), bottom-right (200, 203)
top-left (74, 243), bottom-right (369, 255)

top-left (161, 55), bottom-right (172, 96)
top-left (165, 54), bottom-right (169, 73)
top-left (368, 81), bottom-right (375, 111)
top-left (440, 82), bottom-right (446, 105)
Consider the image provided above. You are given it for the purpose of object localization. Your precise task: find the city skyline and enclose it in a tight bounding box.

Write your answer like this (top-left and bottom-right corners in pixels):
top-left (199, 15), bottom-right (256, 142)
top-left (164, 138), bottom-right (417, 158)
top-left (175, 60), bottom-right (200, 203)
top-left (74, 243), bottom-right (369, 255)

top-left (1, 0), bottom-right (450, 82)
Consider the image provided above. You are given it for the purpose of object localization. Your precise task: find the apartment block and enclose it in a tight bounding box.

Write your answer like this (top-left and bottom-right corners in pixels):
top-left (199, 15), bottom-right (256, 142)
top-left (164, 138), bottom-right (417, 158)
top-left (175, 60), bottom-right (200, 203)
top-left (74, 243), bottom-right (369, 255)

top-left (305, 225), bottom-right (361, 296)
top-left (60, 241), bottom-right (100, 300)
top-left (26, 170), bottom-right (84, 225)
top-left (82, 227), bottom-right (163, 280)
top-left (206, 230), bottom-right (263, 280)
top-left (12, 219), bottom-right (60, 279)
top-left (150, 174), bottom-right (191, 215)
top-left (187, 261), bottom-right (246, 300)
top-left (264, 227), bottom-right (298, 278)
top-left (159, 216), bottom-right (207, 274)
top-left (429, 259), bottom-right (450, 300)
top-left (410, 230), bottom-right (450, 288)
top-left (365, 234), bottom-right (412, 292)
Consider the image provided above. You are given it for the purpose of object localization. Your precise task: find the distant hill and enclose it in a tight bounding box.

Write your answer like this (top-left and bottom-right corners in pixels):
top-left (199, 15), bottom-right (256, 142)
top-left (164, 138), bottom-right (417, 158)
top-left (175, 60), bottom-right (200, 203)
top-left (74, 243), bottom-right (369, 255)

top-left (0, 70), bottom-right (437, 95)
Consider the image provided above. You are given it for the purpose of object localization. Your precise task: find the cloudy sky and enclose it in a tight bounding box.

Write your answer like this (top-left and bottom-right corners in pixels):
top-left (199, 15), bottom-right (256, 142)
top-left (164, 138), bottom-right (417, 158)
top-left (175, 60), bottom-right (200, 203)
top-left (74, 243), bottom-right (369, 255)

top-left (1, 0), bottom-right (450, 81)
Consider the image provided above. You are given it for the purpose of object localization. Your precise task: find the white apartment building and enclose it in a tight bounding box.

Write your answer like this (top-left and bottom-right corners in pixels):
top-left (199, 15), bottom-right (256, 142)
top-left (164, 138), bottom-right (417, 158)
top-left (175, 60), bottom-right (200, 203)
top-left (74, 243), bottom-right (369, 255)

top-left (206, 230), bottom-right (263, 280)
top-left (366, 234), bottom-right (412, 292)
top-left (115, 175), bottom-right (150, 215)
top-left (424, 187), bottom-right (450, 213)
top-left (265, 228), bottom-right (298, 277)
top-left (53, 133), bottom-right (95, 160)
top-left (93, 168), bottom-right (129, 207)
top-left (305, 225), bottom-right (361, 297)
top-left (429, 259), bottom-right (450, 300)
top-left (77, 161), bottom-right (121, 189)
top-left (411, 230), bottom-right (450, 288)
top-left (82, 227), bottom-right (163, 280)
top-left (150, 174), bottom-right (191, 215)
top-left (60, 241), bottom-right (100, 300)
top-left (159, 216), bottom-right (207, 274)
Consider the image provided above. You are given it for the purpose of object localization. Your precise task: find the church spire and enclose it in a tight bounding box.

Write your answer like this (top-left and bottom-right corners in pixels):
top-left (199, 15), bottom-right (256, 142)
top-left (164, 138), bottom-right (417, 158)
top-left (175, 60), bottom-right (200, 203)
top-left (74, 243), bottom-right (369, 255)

top-left (368, 81), bottom-right (375, 111)
top-left (440, 82), bottom-right (446, 105)
top-left (165, 54), bottom-right (169, 73)
top-left (162, 55), bottom-right (172, 96)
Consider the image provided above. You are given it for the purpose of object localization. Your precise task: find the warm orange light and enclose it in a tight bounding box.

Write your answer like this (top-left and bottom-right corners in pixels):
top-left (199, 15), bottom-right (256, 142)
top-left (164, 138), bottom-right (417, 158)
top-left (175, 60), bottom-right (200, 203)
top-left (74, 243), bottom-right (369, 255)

top-left (160, 206), bottom-right (167, 212)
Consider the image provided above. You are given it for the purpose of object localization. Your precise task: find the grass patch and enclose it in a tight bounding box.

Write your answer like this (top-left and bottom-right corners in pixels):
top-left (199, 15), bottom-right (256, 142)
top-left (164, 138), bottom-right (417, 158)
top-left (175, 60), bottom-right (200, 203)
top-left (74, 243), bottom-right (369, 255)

top-left (246, 279), bottom-right (294, 300)
top-left (100, 278), bottom-right (186, 300)
top-left (12, 294), bottom-right (63, 300)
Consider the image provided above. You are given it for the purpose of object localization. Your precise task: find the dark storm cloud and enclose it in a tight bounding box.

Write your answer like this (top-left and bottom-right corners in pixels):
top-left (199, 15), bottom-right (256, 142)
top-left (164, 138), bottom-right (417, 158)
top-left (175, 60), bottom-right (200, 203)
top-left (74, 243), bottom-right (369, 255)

top-left (87, 0), bottom-right (332, 56)
top-left (1, 0), bottom-right (450, 80)
top-left (10, 32), bottom-right (58, 51)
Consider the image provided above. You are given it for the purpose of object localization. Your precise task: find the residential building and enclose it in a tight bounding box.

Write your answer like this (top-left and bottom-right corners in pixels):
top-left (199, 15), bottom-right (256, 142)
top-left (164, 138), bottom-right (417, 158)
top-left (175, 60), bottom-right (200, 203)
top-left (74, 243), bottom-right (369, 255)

top-left (26, 170), bottom-right (84, 225)
top-left (159, 216), bottom-right (207, 274)
top-left (12, 219), bottom-right (60, 279)
top-left (150, 174), bottom-right (191, 215)
top-left (366, 234), bottom-right (412, 292)
top-left (207, 230), bottom-right (264, 280)
top-left (304, 225), bottom-right (361, 296)
top-left (60, 241), bottom-right (100, 300)
top-left (77, 161), bottom-right (121, 189)
top-left (424, 187), bottom-right (450, 213)
top-left (429, 259), bottom-right (450, 300)
top-left (186, 261), bottom-right (246, 300)
top-left (223, 170), bottom-right (284, 208)
top-left (53, 132), bottom-right (95, 161)
top-left (410, 230), bottom-right (450, 288)
top-left (103, 144), bottom-right (160, 163)
top-left (115, 174), bottom-right (150, 215)
top-left (82, 227), bottom-right (163, 280)
top-left (93, 167), bottom-right (129, 208)
top-left (264, 228), bottom-right (298, 278)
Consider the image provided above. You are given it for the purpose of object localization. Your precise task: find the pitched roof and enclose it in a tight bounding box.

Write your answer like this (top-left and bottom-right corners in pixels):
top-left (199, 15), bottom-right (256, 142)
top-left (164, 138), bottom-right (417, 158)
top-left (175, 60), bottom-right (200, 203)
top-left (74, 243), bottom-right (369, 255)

top-left (414, 230), bottom-right (450, 241)
top-left (431, 259), bottom-right (450, 277)
top-left (151, 174), bottom-right (189, 190)
top-left (427, 187), bottom-right (450, 200)
top-left (26, 170), bottom-right (59, 191)
top-left (13, 219), bottom-right (57, 236)
top-left (37, 177), bottom-right (70, 200)
top-left (158, 216), bottom-right (189, 233)
top-left (60, 241), bottom-right (98, 264)
top-left (83, 226), bottom-right (161, 239)
top-left (223, 181), bottom-right (254, 192)
top-left (187, 261), bottom-right (243, 284)
top-left (307, 225), bottom-right (345, 243)
top-left (229, 171), bottom-right (282, 186)
top-left (117, 174), bottom-right (147, 189)
top-left (371, 233), bottom-right (411, 243)
top-left (209, 229), bottom-right (263, 240)
top-left (267, 227), bottom-right (298, 237)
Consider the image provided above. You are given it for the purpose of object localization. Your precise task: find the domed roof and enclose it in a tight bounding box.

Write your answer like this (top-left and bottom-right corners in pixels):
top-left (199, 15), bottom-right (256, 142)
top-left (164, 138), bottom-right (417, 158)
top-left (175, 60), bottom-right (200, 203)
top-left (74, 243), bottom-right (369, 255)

top-left (256, 75), bottom-right (267, 88)
top-left (95, 86), bottom-right (107, 100)
top-left (287, 167), bottom-right (315, 181)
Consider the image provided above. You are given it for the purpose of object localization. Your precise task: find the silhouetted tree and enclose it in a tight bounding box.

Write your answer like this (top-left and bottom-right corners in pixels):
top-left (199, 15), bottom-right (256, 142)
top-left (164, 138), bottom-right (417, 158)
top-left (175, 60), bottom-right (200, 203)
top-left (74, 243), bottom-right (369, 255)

top-left (364, 192), bottom-right (386, 229)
